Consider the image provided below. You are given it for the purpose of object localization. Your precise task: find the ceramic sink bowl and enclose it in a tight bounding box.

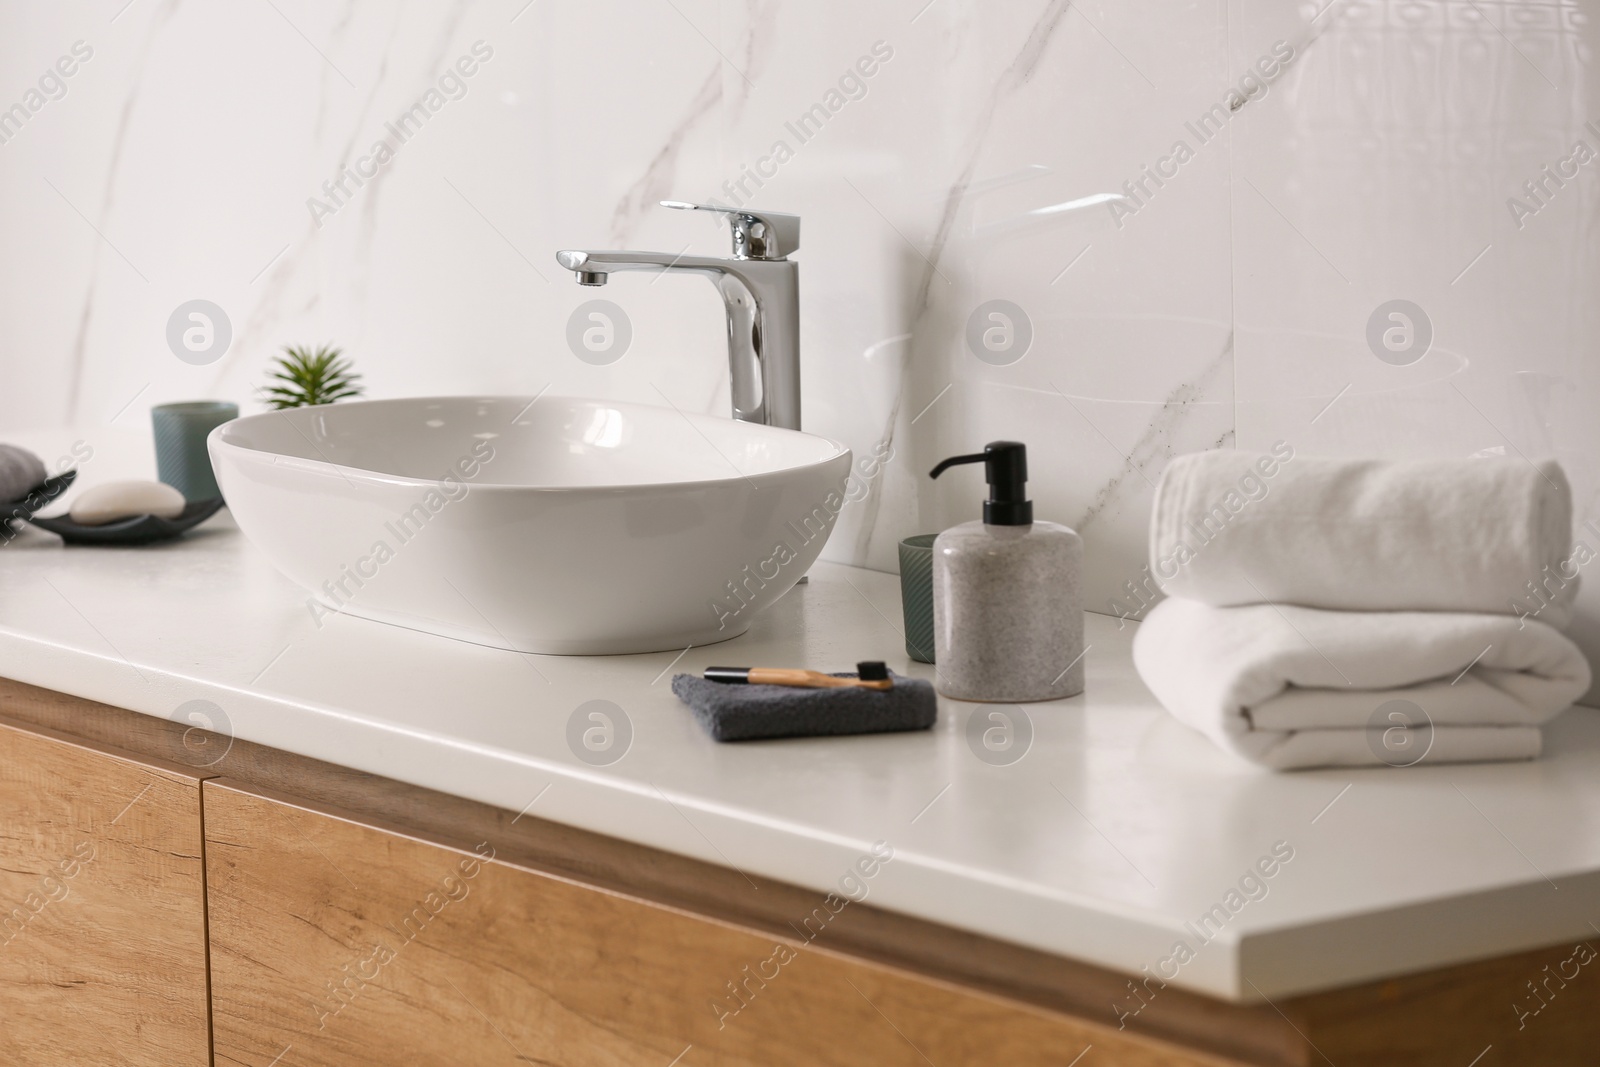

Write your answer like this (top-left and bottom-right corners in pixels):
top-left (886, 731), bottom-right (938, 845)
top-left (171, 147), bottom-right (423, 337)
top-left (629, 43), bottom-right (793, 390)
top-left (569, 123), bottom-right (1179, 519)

top-left (210, 396), bottom-right (852, 654)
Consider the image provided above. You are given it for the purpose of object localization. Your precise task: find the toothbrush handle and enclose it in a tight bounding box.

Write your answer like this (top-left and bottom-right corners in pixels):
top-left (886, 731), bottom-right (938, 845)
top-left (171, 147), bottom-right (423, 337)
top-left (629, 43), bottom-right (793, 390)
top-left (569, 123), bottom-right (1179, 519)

top-left (704, 668), bottom-right (893, 690)
top-left (749, 669), bottom-right (892, 690)
top-left (747, 668), bottom-right (848, 688)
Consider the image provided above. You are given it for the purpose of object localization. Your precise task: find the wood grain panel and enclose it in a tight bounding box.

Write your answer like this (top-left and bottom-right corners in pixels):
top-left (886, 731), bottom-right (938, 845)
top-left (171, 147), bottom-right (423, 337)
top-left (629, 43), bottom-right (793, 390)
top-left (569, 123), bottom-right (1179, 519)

top-left (1285, 939), bottom-right (1600, 1066)
top-left (205, 779), bottom-right (1250, 1067)
top-left (18, 674), bottom-right (1600, 1065)
top-left (0, 714), bottom-right (211, 1067)
top-left (0, 675), bottom-right (1300, 1065)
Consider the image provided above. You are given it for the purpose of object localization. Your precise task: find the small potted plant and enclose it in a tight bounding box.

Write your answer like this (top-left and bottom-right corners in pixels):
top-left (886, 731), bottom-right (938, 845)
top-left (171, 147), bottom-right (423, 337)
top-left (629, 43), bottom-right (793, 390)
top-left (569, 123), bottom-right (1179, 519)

top-left (261, 345), bottom-right (364, 409)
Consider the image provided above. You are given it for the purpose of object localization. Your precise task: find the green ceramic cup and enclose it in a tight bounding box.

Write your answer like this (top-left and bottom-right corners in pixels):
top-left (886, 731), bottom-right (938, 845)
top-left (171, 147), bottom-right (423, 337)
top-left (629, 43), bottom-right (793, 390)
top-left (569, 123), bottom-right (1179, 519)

top-left (153, 401), bottom-right (238, 501)
top-left (898, 534), bottom-right (938, 663)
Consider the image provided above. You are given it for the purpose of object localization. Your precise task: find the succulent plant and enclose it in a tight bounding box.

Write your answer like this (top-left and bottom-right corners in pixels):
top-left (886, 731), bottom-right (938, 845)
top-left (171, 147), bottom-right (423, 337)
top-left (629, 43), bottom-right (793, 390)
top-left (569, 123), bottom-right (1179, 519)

top-left (262, 345), bottom-right (364, 410)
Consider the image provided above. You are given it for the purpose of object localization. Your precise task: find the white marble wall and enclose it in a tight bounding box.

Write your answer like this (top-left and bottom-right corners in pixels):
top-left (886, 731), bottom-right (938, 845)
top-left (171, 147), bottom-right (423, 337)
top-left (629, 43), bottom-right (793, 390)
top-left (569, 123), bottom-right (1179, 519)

top-left (3, 0), bottom-right (1599, 696)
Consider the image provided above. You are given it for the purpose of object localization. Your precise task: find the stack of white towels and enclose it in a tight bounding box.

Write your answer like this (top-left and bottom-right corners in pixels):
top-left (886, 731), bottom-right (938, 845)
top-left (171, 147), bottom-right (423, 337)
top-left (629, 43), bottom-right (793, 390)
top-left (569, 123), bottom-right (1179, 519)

top-left (1132, 449), bottom-right (1593, 770)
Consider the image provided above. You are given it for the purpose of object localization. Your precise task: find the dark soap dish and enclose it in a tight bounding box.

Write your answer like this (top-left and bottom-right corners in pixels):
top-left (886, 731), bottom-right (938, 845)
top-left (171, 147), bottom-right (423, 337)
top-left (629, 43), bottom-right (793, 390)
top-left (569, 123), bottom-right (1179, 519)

top-left (27, 498), bottom-right (225, 546)
top-left (1, 471), bottom-right (77, 525)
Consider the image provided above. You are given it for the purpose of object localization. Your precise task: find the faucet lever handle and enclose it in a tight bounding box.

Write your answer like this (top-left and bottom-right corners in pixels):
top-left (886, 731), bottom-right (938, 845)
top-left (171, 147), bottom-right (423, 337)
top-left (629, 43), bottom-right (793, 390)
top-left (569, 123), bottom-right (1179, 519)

top-left (660, 200), bottom-right (800, 261)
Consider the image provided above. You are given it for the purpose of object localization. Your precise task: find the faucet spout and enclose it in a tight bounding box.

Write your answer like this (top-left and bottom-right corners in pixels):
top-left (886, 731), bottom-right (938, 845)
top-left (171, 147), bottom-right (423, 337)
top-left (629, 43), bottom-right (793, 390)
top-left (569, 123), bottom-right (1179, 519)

top-left (554, 204), bottom-right (802, 430)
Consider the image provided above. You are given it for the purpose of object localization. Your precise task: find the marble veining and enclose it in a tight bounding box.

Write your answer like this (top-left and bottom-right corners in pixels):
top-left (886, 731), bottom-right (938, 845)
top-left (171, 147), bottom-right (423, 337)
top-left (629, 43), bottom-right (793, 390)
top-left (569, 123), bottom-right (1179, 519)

top-left (906, 0), bottom-right (1074, 316)
top-left (1072, 333), bottom-right (1236, 537)
top-left (607, 67), bottom-right (721, 246)
top-left (60, 0), bottom-right (182, 422)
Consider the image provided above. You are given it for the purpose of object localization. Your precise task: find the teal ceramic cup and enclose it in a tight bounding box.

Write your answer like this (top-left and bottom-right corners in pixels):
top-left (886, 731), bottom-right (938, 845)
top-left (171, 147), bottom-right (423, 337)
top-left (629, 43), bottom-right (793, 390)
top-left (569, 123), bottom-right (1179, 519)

top-left (153, 401), bottom-right (238, 501)
top-left (898, 534), bottom-right (938, 663)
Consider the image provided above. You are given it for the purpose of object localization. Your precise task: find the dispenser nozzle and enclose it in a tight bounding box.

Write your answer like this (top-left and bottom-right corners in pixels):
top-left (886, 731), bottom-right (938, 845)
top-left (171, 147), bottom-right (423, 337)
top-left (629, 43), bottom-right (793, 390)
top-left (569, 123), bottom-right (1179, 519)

top-left (929, 441), bottom-right (1032, 526)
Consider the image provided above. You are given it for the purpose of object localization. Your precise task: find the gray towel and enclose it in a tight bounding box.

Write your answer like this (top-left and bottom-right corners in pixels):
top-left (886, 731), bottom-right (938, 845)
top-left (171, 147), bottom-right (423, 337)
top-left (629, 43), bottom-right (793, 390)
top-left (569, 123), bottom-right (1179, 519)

top-left (0, 445), bottom-right (46, 504)
top-left (671, 671), bottom-right (937, 742)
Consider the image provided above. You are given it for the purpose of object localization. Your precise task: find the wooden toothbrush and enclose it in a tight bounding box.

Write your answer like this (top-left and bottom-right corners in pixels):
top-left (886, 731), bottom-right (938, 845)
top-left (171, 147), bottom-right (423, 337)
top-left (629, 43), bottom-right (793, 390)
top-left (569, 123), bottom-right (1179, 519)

top-left (704, 661), bottom-right (893, 691)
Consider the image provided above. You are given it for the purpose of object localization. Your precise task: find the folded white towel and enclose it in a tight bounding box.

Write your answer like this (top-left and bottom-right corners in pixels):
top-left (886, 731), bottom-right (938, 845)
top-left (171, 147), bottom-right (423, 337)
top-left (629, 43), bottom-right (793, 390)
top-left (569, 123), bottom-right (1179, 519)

top-left (1149, 449), bottom-right (1579, 627)
top-left (1132, 598), bottom-right (1592, 770)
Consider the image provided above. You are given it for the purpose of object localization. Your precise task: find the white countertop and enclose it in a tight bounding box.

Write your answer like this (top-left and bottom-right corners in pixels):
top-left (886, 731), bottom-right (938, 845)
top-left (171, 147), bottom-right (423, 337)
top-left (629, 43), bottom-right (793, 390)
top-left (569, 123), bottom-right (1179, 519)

top-left (3, 428), bottom-right (1600, 1004)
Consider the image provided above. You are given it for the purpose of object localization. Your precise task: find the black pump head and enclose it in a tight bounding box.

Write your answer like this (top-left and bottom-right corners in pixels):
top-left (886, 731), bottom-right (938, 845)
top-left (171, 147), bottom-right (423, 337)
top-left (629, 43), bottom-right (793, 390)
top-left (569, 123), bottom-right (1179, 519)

top-left (928, 441), bottom-right (1032, 526)
top-left (856, 661), bottom-right (889, 681)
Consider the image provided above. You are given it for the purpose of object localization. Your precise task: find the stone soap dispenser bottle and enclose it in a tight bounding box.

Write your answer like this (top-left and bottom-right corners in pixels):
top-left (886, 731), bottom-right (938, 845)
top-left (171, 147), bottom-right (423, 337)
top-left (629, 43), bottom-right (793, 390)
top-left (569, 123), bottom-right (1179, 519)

top-left (929, 441), bottom-right (1084, 702)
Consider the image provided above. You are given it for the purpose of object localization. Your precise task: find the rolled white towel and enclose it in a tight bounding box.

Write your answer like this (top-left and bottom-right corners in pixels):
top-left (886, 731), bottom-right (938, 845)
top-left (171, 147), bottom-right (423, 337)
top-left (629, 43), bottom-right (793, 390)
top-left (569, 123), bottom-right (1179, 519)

top-left (1132, 598), bottom-right (1592, 770)
top-left (1149, 449), bottom-right (1579, 627)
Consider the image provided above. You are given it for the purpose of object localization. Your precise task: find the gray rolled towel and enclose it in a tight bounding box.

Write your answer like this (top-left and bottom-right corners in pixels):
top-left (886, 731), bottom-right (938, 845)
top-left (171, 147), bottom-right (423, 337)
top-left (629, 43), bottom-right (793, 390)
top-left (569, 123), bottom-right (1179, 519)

top-left (0, 445), bottom-right (47, 504)
top-left (671, 671), bottom-right (937, 742)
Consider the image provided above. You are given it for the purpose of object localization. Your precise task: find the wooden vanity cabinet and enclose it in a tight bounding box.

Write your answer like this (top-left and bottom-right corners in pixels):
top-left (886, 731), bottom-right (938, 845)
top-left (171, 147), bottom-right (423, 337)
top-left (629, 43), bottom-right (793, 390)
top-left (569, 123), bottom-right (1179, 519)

top-left (202, 778), bottom-right (1216, 1067)
top-left (6, 677), bottom-right (1600, 1067)
top-left (0, 715), bottom-right (211, 1067)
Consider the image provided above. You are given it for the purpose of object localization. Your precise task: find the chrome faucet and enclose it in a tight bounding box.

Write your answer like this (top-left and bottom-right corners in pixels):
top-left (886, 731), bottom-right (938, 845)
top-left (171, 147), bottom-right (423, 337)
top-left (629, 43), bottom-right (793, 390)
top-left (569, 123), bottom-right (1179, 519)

top-left (556, 201), bottom-right (802, 430)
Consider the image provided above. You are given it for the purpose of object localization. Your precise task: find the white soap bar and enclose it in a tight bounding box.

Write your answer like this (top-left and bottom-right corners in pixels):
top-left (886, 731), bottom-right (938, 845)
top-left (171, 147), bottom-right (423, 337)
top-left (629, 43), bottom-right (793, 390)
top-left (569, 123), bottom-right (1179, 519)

top-left (69, 481), bottom-right (186, 525)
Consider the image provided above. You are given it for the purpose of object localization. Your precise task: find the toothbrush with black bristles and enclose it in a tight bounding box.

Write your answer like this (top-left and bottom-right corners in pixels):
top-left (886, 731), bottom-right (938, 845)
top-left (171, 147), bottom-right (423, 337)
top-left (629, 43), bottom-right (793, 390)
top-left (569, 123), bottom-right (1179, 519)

top-left (703, 661), bottom-right (893, 691)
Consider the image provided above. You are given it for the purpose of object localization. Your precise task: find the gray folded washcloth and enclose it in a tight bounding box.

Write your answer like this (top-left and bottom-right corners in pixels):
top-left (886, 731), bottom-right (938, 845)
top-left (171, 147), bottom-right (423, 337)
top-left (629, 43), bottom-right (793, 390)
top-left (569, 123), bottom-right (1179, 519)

top-left (671, 671), bottom-right (937, 742)
top-left (0, 444), bottom-right (47, 504)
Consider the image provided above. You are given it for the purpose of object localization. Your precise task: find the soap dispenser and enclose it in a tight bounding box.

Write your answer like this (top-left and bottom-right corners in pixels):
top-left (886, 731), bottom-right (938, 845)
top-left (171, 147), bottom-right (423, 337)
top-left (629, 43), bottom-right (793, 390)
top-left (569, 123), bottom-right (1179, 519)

top-left (928, 441), bottom-right (1084, 702)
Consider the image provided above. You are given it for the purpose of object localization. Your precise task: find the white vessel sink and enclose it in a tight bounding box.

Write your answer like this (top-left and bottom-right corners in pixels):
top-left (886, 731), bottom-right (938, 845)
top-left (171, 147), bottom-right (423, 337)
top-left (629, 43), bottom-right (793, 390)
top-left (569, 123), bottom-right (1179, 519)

top-left (210, 396), bottom-right (852, 654)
